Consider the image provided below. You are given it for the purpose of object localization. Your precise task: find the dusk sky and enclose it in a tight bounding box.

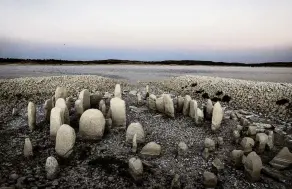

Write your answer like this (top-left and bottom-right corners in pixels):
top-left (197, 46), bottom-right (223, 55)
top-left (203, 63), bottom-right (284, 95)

top-left (1, 0), bottom-right (292, 63)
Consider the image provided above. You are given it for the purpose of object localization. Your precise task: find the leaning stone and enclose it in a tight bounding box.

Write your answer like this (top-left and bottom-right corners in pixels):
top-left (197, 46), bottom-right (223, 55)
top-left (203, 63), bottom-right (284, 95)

top-left (110, 97), bottom-right (126, 128)
top-left (55, 87), bottom-right (68, 100)
top-left (182, 95), bottom-right (191, 116)
top-left (90, 92), bottom-right (103, 108)
top-left (171, 174), bottom-right (181, 189)
top-left (99, 100), bottom-right (106, 116)
top-left (74, 99), bottom-right (84, 116)
top-left (196, 108), bottom-right (204, 125)
top-left (55, 98), bottom-right (70, 124)
top-left (244, 151), bottom-right (262, 181)
top-left (28, 102), bottom-right (36, 131)
top-left (148, 94), bottom-right (157, 111)
top-left (269, 147), bottom-right (292, 170)
top-left (44, 99), bottom-right (53, 122)
top-left (24, 138), bottom-right (33, 158)
top-left (205, 99), bottom-right (213, 120)
top-left (177, 96), bottom-right (184, 113)
top-left (79, 109), bottom-right (105, 140)
top-left (204, 138), bottom-right (215, 151)
top-left (203, 171), bottom-right (217, 188)
top-left (211, 102), bottom-right (223, 131)
top-left (45, 156), bottom-right (59, 180)
top-left (129, 157), bottom-right (143, 181)
top-left (132, 134), bottom-right (137, 153)
top-left (177, 142), bottom-right (188, 156)
top-left (267, 131), bottom-right (274, 150)
top-left (241, 137), bottom-right (255, 153)
top-left (50, 107), bottom-right (63, 138)
top-left (78, 89), bottom-right (91, 111)
top-left (233, 130), bottom-right (241, 144)
top-left (55, 124), bottom-right (76, 158)
top-left (248, 126), bottom-right (257, 136)
top-left (231, 150), bottom-right (244, 168)
top-left (156, 96), bottom-right (165, 113)
top-left (140, 142), bottom-right (161, 156)
top-left (126, 122), bottom-right (145, 144)
top-left (189, 100), bottom-right (197, 119)
top-left (114, 84), bottom-right (122, 99)
top-left (212, 158), bottom-right (224, 172)
top-left (255, 133), bottom-right (268, 153)
top-left (163, 94), bottom-right (175, 118)
top-left (240, 117), bottom-right (250, 127)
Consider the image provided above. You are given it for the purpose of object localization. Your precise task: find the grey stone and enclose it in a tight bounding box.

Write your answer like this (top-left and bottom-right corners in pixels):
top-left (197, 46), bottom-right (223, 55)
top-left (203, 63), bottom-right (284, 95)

top-left (9, 173), bottom-right (19, 181)
top-left (230, 112), bottom-right (238, 120)
top-left (50, 107), bottom-right (63, 138)
top-left (217, 137), bottom-right (224, 146)
top-left (12, 107), bottom-right (18, 116)
top-left (244, 151), bottom-right (262, 181)
top-left (248, 126), bottom-right (257, 136)
top-left (241, 137), bottom-right (255, 153)
top-left (177, 142), bottom-right (188, 156)
top-left (171, 174), bottom-right (181, 189)
top-left (183, 95), bottom-right (191, 116)
top-left (110, 97), bottom-right (126, 127)
top-left (202, 148), bottom-right (210, 159)
top-left (236, 125), bottom-right (243, 131)
top-left (78, 89), bottom-right (90, 111)
top-left (253, 122), bottom-right (272, 129)
top-left (65, 97), bottom-right (73, 109)
top-left (205, 99), bottom-right (213, 120)
top-left (269, 147), bottom-right (292, 170)
top-left (55, 87), bottom-right (68, 100)
top-left (55, 124), bottom-right (76, 158)
top-left (126, 122), bottom-right (145, 144)
top-left (129, 157), bottom-right (143, 181)
top-left (163, 94), bottom-right (175, 118)
top-left (211, 102), bottom-right (223, 131)
top-left (27, 102), bottom-right (36, 131)
top-left (74, 99), bottom-right (84, 116)
top-left (204, 138), bottom-right (215, 151)
top-left (240, 117), bottom-right (250, 127)
top-left (156, 96), bottom-right (165, 113)
top-left (212, 157), bottom-right (224, 171)
top-left (196, 108), bottom-right (204, 125)
top-left (231, 150), bottom-right (244, 168)
top-left (233, 130), bottom-right (241, 143)
top-left (45, 156), bottom-right (59, 180)
top-left (44, 99), bottom-right (53, 122)
top-left (177, 96), bottom-right (184, 113)
top-left (79, 109), bottom-right (105, 140)
top-left (114, 84), bottom-right (122, 99)
top-left (24, 138), bottom-right (33, 158)
top-left (255, 133), bottom-right (268, 153)
top-left (203, 171), bottom-right (217, 188)
top-left (137, 92), bottom-right (142, 106)
top-left (90, 92), bottom-right (103, 108)
top-left (148, 94), bottom-right (157, 111)
top-left (105, 118), bottom-right (112, 133)
top-left (140, 142), bottom-right (161, 156)
top-left (189, 100), bottom-right (197, 119)
top-left (129, 90), bottom-right (137, 96)
top-left (99, 100), bottom-right (106, 116)
top-left (132, 134), bottom-right (137, 153)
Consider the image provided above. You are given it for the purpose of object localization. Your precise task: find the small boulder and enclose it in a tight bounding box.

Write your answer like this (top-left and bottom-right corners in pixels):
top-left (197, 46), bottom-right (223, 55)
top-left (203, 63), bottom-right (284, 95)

top-left (230, 112), bottom-right (237, 120)
top-left (233, 130), bottom-right (241, 144)
top-left (78, 89), bottom-right (90, 111)
top-left (79, 109), bottom-right (105, 140)
top-left (212, 157), bottom-right (224, 172)
top-left (114, 84), bottom-right (122, 99)
top-left (205, 99), bottom-right (213, 120)
top-left (203, 171), bottom-right (217, 188)
top-left (55, 98), bottom-right (70, 124)
top-left (241, 137), bottom-right (255, 153)
top-left (12, 107), bottom-right (18, 116)
top-left (126, 122), bottom-right (145, 144)
top-left (237, 125), bottom-right (243, 131)
top-left (105, 118), bottom-right (112, 133)
top-left (244, 151), bottom-right (262, 181)
top-left (267, 131), bottom-right (274, 150)
top-left (182, 95), bottom-right (191, 116)
top-left (177, 142), bottom-right (188, 156)
top-left (255, 133), bottom-right (268, 153)
top-left (163, 94), bottom-right (175, 118)
top-left (148, 94), bottom-right (157, 111)
top-left (171, 174), bottom-right (181, 189)
top-left (240, 117), bottom-right (250, 127)
top-left (45, 156), bottom-right (59, 180)
top-left (50, 107), bottom-right (63, 138)
top-left (55, 124), bottom-right (76, 158)
top-left (196, 108), bottom-right (204, 125)
top-left (110, 97), bottom-right (126, 128)
top-left (211, 102), bottom-right (223, 131)
top-left (24, 138), bottom-right (33, 158)
top-left (129, 157), bottom-right (143, 181)
top-left (202, 148), bottom-right (210, 159)
top-left (44, 99), bottom-right (53, 122)
top-left (269, 147), bottom-right (292, 170)
top-left (204, 138), bottom-right (215, 151)
top-left (156, 96), bottom-right (165, 113)
top-left (75, 99), bottom-right (84, 116)
top-left (248, 126), bottom-right (257, 136)
top-left (140, 142), bottom-right (161, 156)
top-left (27, 102), bottom-right (36, 131)
top-left (217, 137), bottom-right (224, 146)
top-left (231, 150), bottom-right (244, 168)
top-left (90, 92), bottom-right (103, 108)
top-left (55, 87), bottom-right (68, 100)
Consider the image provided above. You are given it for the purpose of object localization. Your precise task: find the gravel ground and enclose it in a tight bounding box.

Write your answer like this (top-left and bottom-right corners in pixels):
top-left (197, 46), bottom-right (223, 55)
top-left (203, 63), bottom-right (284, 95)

top-left (0, 75), bottom-right (292, 189)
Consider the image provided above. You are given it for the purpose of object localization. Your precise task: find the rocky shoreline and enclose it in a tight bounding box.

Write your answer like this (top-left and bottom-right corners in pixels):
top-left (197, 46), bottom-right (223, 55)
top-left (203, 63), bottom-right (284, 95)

top-left (0, 75), bottom-right (292, 189)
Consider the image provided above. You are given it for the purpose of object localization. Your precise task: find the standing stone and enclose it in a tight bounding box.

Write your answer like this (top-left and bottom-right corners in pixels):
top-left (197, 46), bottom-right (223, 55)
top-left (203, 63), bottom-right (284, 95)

top-left (45, 156), bottom-right (59, 180)
top-left (269, 147), bottom-right (292, 170)
top-left (140, 142), bottom-right (161, 156)
top-left (129, 157), bottom-right (143, 181)
top-left (248, 126), bottom-right (257, 136)
top-left (75, 99), bottom-right (84, 116)
top-left (114, 84), bottom-right (122, 99)
top-left (90, 92), bottom-right (103, 108)
top-left (204, 138), bottom-right (216, 151)
top-left (255, 133), bottom-right (268, 153)
top-left (205, 99), bottom-right (213, 120)
top-left (177, 96), bottom-right (184, 113)
top-left (65, 97), bottom-right (73, 109)
top-left (203, 171), bottom-right (217, 188)
top-left (44, 99), bottom-right (53, 122)
top-left (79, 109), bottom-right (105, 140)
top-left (110, 97), bottom-right (126, 128)
top-left (50, 107), bottom-right (63, 138)
top-left (196, 108), bottom-right (204, 125)
top-left (231, 150), bottom-right (244, 168)
top-left (126, 122), bottom-right (145, 143)
top-left (241, 137), bottom-right (255, 153)
top-left (78, 89), bottom-right (90, 111)
top-left (177, 142), bottom-right (188, 156)
top-left (156, 96), bottom-right (165, 113)
top-left (164, 94), bottom-right (175, 118)
top-left (171, 174), bottom-right (181, 189)
top-left (27, 102), bottom-right (36, 131)
top-left (55, 98), bottom-right (70, 124)
top-left (233, 130), bottom-right (241, 144)
top-left (99, 100), bottom-right (106, 116)
top-left (189, 100), bottom-right (197, 119)
top-left (267, 131), bottom-right (274, 150)
top-left (148, 94), bottom-right (157, 111)
top-left (55, 124), bottom-right (76, 158)
top-left (183, 95), bottom-right (191, 116)
top-left (137, 92), bottom-right (142, 106)
top-left (132, 134), bottom-right (137, 153)
top-left (244, 151), bottom-right (262, 181)
top-left (211, 102), bottom-right (223, 131)
top-left (55, 87), bottom-right (68, 100)
top-left (24, 138), bottom-right (33, 158)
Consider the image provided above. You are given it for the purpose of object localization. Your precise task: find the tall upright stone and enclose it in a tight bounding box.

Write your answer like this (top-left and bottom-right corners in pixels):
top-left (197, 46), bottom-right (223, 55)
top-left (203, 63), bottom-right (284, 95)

top-left (44, 99), bottom-right (53, 122)
top-left (244, 151), bottom-right (262, 181)
top-left (196, 108), bottom-right (204, 125)
top-left (156, 96), bottom-right (164, 113)
top-left (110, 97), bottom-right (126, 128)
top-left (55, 98), bottom-right (70, 124)
top-left (50, 107), bottom-right (63, 139)
top-left (163, 94), bottom-right (174, 118)
top-left (55, 87), bottom-right (68, 100)
top-left (78, 89), bottom-right (90, 111)
top-left (241, 137), bottom-right (255, 153)
top-left (255, 133), bottom-right (268, 153)
top-left (211, 102), bottom-right (223, 131)
top-left (114, 84), bottom-right (122, 99)
top-left (24, 138), bottom-right (33, 158)
top-left (205, 99), bottom-right (213, 120)
top-left (189, 100), bottom-right (197, 119)
top-left (177, 96), bottom-right (184, 113)
top-left (231, 150), bottom-right (244, 168)
top-left (28, 102), bottom-right (36, 131)
top-left (148, 94), bottom-right (156, 111)
top-left (75, 99), bottom-right (84, 116)
top-left (55, 124), bottom-right (76, 158)
top-left (99, 100), bottom-right (106, 116)
top-left (183, 95), bottom-right (191, 116)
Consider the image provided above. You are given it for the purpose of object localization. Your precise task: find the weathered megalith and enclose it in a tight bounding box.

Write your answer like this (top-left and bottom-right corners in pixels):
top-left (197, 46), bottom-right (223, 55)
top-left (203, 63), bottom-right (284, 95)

top-left (140, 142), bottom-right (161, 156)
top-left (244, 151), bottom-right (262, 181)
top-left (45, 156), bottom-right (59, 180)
top-left (156, 96), bottom-right (165, 113)
top-left (78, 89), bottom-right (90, 111)
top-left (137, 92), bottom-right (142, 106)
top-left (205, 99), bottom-right (213, 120)
top-left (44, 99), bottom-right (53, 122)
top-left (75, 99), bottom-right (84, 116)
top-left (129, 157), bottom-right (143, 181)
top-left (126, 122), bottom-right (145, 143)
top-left (182, 95), bottom-right (191, 116)
top-left (163, 94), bottom-right (175, 118)
top-left (110, 97), bottom-right (126, 128)
top-left (79, 109), bottom-right (105, 140)
top-left (90, 92), bottom-right (103, 108)
top-left (55, 98), bottom-right (70, 124)
top-left (267, 131), bottom-right (274, 150)
top-left (211, 102), bottom-right (223, 131)
top-left (148, 94), bottom-right (157, 111)
top-left (50, 107), bottom-right (63, 138)
top-left (189, 100), bottom-right (197, 119)
top-left (177, 96), bottom-right (184, 113)
top-left (24, 138), bottom-right (33, 158)
top-left (114, 84), bottom-right (122, 98)
top-left (55, 124), bottom-right (76, 158)
top-left (55, 87), bottom-right (68, 100)
top-left (28, 102), bottom-right (36, 131)
top-left (255, 133), bottom-right (268, 153)
top-left (269, 147), bottom-right (292, 170)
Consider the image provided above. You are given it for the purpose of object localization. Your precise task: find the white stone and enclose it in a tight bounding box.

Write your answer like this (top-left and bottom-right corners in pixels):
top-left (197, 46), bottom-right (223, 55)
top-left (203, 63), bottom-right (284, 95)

top-left (156, 96), bottom-right (164, 113)
top-left (45, 156), bottom-right (59, 180)
top-left (205, 99), bottom-right (213, 120)
top-left (189, 100), bottom-right (197, 119)
top-left (79, 109), bottom-right (105, 140)
top-left (241, 137), bottom-right (255, 153)
top-left (244, 151), bottom-right (262, 181)
top-left (182, 95), bottom-right (191, 116)
top-left (44, 99), bottom-right (53, 122)
top-left (55, 98), bottom-right (70, 124)
top-left (163, 94), bottom-right (175, 118)
top-left (78, 89), bottom-right (90, 111)
top-left (211, 102), bottom-right (223, 131)
top-left (204, 138), bottom-right (215, 151)
top-left (99, 100), bottom-right (106, 116)
top-left (114, 84), bottom-right (122, 98)
top-left (75, 99), bottom-right (84, 116)
top-left (110, 97), bottom-right (126, 127)
top-left (256, 133), bottom-right (268, 153)
top-left (27, 102), bottom-right (36, 131)
top-left (196, 108), bottom-right (204, 125)
top-left (50, 107), bottom-right (63, 138)
top-left (148, 94), bottom-right (156, 111)
top-left (126, 122), bottom-right (145, 143)
top-left (129, 157), bottom-right (143, 181)
top-left (55, 87), bottom-right (68, 100)
top-left (177, 96), bottom-right (184, 113)
top-left (24, 138), bottom-right (33, 158)
top-left (141, 142), bottom-right (161, 156)
top-left (55, 124), bottom-right (76, 158)
top-left (132, 133), bottom-right (137, 153)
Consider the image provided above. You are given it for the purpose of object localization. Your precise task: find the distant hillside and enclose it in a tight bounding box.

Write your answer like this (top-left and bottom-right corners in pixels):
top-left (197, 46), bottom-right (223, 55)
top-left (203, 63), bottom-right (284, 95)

top-left (0, 58), bottom-right (291, 67)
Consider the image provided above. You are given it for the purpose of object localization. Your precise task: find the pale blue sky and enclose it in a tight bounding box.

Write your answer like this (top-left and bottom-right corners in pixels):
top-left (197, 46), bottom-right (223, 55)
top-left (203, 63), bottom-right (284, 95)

top-left (0, 0), bottom-right (292, 62)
